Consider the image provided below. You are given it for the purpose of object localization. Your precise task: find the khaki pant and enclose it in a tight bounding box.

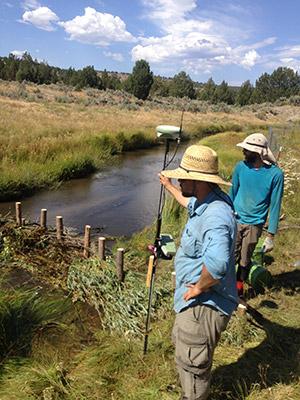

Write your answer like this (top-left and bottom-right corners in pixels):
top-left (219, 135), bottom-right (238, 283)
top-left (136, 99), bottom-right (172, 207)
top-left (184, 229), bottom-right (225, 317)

top-left (235, 224), bottom-right (263, 268)
top-left (172, 305), bottom-right (230, 400)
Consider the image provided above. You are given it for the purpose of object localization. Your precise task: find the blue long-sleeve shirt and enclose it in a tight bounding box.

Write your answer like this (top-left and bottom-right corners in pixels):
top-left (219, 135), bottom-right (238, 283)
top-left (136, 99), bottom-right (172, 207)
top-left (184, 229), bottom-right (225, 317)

top-left (229, 161), bottom-right (284, 234)
top-left (174, 192), bottom-right (238, 316)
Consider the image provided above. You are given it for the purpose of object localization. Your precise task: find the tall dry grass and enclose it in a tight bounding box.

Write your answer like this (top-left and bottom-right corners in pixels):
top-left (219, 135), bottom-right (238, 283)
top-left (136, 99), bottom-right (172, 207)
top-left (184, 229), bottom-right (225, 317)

top-left (1, 79), bottom-right (296, 200)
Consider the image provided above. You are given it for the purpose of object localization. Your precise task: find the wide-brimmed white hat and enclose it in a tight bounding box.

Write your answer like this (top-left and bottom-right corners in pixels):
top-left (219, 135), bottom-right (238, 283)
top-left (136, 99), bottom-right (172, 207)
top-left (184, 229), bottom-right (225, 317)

top-left (161, 144), bottom-right (231, 186)
top-left (236, 133), bottom-right (276, 164)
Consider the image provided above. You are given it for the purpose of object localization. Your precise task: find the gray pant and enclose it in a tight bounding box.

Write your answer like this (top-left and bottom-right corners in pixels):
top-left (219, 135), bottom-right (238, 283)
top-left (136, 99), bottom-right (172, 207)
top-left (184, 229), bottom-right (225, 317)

top-left (172, 305), bottom-right (230, 400)
top-left (235, 223), bottom-right (263, 268)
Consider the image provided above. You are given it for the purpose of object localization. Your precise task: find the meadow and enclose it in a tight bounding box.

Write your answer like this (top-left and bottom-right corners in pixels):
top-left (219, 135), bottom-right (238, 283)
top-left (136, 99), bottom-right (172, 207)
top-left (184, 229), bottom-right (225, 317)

top-left (0, 144), bottom-right (298, 400)
top-left (0, 80), bottom-right (299, 399)
top-left (1, 79), bottom-right (299, 201)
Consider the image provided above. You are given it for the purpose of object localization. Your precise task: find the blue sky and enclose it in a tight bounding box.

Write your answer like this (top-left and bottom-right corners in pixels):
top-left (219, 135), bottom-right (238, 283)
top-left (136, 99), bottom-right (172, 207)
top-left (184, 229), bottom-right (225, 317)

top-left (1, 0), bottom-right (300, 85)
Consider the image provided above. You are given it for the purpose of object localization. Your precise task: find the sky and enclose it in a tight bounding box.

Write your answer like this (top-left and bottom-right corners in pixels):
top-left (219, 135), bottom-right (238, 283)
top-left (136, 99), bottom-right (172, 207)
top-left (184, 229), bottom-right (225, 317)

top-left (1, 0), bottom-right (300, 85)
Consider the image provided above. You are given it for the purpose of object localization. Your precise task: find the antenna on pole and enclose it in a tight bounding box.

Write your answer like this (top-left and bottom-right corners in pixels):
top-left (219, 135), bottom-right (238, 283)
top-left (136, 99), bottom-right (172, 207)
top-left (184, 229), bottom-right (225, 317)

top-left (179, 110), bottom-right (184, 133)
top-left (143, 123), bottom-right (183, 355)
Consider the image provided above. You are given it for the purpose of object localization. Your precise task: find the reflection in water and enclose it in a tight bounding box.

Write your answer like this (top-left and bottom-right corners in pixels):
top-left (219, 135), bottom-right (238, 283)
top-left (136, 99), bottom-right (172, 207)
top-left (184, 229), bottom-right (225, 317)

top-left (0, 143), bottom-right (188, 237)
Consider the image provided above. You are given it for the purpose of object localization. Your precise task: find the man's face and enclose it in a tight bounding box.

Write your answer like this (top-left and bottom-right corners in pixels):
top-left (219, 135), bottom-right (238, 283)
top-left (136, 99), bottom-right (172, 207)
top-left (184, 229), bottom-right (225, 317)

top-left (243, 149), bottom-right (259, 163)
top-left (178, 179), bottom-right (195, 197)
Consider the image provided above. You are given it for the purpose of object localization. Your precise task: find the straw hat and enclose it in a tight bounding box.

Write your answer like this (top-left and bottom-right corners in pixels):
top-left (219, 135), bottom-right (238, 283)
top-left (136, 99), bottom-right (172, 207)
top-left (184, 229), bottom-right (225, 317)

top-left (161, 144), bottom-right (231, 186)
top-left (236, 133), bottom-right (276, 164)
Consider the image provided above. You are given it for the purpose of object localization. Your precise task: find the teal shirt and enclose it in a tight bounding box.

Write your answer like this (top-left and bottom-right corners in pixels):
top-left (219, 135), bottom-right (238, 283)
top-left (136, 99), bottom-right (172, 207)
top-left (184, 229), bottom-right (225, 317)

top-left (174, 191), bottom-right (238, 316)
top-left (229, 161), bottom-right (284, 234)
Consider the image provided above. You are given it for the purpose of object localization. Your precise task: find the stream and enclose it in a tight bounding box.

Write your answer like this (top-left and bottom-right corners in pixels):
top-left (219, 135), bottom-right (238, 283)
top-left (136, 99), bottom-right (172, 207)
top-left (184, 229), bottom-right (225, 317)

top-left (0, 142), bottom-right (188, 237)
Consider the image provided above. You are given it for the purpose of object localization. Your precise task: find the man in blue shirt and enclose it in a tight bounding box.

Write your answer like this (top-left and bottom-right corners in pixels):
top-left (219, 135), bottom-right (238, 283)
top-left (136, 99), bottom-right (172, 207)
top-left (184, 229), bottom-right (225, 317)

top-left (229, 133), bottom-right (284, 296)
top-left (160, 144), bottom-right (237, 400)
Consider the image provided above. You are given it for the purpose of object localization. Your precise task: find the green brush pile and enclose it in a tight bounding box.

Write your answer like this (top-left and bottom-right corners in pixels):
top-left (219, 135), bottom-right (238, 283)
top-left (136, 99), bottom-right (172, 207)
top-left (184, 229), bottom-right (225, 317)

top-left (67, 257), bottom-right (173, 336)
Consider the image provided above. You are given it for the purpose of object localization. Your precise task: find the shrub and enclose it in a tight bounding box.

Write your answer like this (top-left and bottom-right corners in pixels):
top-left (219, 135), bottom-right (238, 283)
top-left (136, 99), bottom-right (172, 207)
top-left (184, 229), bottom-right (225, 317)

top-left (67, 258), bottom-right (172, 336)
top-left (0, 289), bottom-right (70, 360)
top-left (56, 157), bottom-right (96, 180)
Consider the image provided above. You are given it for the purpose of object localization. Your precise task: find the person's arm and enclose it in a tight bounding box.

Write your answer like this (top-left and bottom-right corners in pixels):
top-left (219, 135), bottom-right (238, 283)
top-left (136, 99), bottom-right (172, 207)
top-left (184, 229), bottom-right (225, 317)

top-left (268, 170), bottom-right (284, 235)
top-left (159, 173), bottom-right (189, 208)
top-left (183, 217), bottom-right (231, 301)
top-left (262, 170), bottom-right (284, 252)
top-left (229, 164), bottom-right (240, 202)
top-left (183, 265), bottom-right (219, 301)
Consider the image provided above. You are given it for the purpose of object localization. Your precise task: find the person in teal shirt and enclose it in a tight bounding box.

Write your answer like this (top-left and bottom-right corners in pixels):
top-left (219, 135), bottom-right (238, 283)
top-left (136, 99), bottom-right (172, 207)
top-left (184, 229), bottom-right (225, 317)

top-left (229, 133), bottom-right (284, 296)
top-left (160, 144), bottom-right (237, 400)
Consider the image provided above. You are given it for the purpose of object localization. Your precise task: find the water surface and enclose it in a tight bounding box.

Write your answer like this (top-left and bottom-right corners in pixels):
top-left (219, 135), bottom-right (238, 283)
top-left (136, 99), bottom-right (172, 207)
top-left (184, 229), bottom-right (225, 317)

top-left (0, 143), bottom-right (188, 237)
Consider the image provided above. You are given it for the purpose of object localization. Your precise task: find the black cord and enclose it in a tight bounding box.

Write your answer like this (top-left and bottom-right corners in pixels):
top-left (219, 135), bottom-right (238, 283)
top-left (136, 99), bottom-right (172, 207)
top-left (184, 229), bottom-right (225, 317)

top-left (165, 139), bottom-right (180, 169)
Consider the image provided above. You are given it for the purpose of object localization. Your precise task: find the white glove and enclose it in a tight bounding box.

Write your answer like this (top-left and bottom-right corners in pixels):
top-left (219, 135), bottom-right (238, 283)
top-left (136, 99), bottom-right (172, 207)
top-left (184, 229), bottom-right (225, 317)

top-left (262, 237), bottom-right (274, 253)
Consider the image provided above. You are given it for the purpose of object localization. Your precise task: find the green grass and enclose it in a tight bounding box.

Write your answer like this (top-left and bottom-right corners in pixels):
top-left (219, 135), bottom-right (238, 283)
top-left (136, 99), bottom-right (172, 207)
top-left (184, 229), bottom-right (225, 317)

top-left (0, 124), bottom-right (299, 399)
top-left (0, 130), bottom-right (157, 201)
top-left (1, 78), bottom-right (291, 201)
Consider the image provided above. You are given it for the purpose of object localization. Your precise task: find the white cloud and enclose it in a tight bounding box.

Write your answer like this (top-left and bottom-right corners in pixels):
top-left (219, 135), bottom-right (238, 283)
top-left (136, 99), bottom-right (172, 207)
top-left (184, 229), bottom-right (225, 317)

top-left (241, 49), bottom-right (260, 69)
top-left (59, 7), bottom-right (135, 46)
top-left (226, 3), bottom-right (251, 15)
top-left (132, 31), bottom-right (264, 74)
top-left (132, 20), bottom-right (262, 73)
top-left (236, 37), bottom-right (276, 53)
top-left (22, 6), bottom-right (59, 31)
top-left (277, 45), bottom-right (300, 59)
top-left (103, 51), bottom-right (124, 62)
top-left (256, 44), bottom-right (300, 73)
top-left (4, 2), bottom-right (14, 7)
top-left (280, 58), bottom-right (300, 72)
top-left (133, 1), bottom-right (273, 75)
top-left (22, 0), bottom-right (41, 11)
top-left (133, 30), bottom-right (228, 64)
top-left (142, 0), bottom-right (197, 22)
top-left (11, 50), bottom-right (26, 58)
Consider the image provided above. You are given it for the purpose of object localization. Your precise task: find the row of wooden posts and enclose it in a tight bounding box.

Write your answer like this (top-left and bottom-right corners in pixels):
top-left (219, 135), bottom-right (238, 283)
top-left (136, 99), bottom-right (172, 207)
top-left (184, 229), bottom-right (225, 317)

top-left (15, 202), bottom-right (125, 282)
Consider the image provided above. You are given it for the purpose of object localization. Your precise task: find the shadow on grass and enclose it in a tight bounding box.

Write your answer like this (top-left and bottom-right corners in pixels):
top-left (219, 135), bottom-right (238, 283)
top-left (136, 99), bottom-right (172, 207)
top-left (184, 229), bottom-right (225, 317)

top-left (245, 266), bottom-right (300, 301)
top-left (211, 289), bottom-right (300, 399)
top-left (263, 254), bottom-right (274, 266)
top-left (272, 268), bottom-right (300, 294)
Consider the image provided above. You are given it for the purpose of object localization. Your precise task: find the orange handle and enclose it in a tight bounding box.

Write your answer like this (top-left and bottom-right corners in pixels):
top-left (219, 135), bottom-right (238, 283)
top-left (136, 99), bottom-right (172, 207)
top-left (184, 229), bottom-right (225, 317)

top-left (146, 255), bottom-right (155, 288)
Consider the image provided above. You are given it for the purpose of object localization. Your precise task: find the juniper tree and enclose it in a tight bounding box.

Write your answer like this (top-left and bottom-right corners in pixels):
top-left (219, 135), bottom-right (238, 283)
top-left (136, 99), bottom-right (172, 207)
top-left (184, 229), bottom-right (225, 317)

top-left (128, 59), bottom-right (153, 100)
top-left (169, 71), bottom-right (196, 99)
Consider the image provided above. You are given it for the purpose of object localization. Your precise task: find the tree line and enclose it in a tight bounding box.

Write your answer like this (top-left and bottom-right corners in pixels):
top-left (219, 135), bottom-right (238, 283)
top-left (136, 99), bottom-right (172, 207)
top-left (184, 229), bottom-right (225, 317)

top-left (0, 53), bottom-right (122, 91)
top-left (1, 52), bottom-right (300, 105)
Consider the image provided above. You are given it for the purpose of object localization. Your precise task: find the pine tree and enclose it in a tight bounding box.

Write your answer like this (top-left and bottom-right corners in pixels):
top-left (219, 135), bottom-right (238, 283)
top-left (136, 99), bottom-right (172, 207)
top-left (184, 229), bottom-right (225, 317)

top-left (3, 54), bottom-right (20, 80)
top-left (212, 81), bottom-right (235, 104)
top-left (251, 73), bottom-right (272, 103)
top-left (169, 71), bottom-right (195, 99)
top-left (128, 60), bottom-right (153, 100)
top-left (236, 80), bottom-right (254, 106)
top-left (198, 78), bottom-right (216, 101)
top-left (150, 76), bottom-right (170, 97)
top-left (73, 66), bottom-right (102, 89)
top-left (16, 53), bottom-right (36, 82)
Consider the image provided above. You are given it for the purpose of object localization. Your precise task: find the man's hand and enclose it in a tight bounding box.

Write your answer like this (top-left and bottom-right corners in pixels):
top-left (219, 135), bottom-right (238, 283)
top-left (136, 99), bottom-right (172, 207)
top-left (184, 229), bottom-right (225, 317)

top-left (183, 283), bottom-right (202, 301)
top-left (262, 236), bottom-right (274, 253)
top-left (158, 173), bottom-right (173, 190)
top-left (158, 173), bottom-right (189, 208)
top-left (183, 265), bottom-right (220, 302)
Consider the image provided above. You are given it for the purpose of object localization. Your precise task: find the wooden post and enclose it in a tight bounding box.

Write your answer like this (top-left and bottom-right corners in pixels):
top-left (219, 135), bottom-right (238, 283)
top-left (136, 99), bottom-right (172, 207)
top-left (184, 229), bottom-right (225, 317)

top-left (98, 237), bottom-right (106, 261)
top-left (56, 216), bottom-right (63, 240)
top-left (83, 225), bottom-right (91, 258)
top-left (15, 202), bottom-right (22, 226)
top-left (116, 248), bottom-right (125, 283)
top-left (171, 271), bottom-right (176, 289)
top-left (21, 218), bottom-right (26, 226)
top-left (40, 208), bottom-right (47, 228)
